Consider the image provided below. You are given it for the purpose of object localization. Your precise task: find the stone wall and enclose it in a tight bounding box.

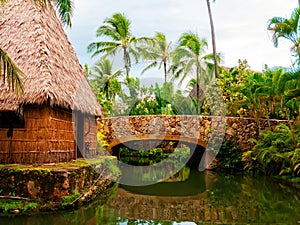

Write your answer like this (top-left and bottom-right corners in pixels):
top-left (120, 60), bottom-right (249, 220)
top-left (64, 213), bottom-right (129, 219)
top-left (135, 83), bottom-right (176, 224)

top-left (0, 157), bottom-right (119, 203)
top-left (99, 116), bottom-right (290, 151)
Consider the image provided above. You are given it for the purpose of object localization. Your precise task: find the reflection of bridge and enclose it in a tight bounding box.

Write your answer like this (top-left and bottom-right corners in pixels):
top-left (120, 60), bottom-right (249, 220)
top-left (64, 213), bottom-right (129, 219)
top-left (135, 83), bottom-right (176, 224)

top-left (108, 171), bottom-right (259, 223)
top-left (99, 115), bottom-right (288, 151)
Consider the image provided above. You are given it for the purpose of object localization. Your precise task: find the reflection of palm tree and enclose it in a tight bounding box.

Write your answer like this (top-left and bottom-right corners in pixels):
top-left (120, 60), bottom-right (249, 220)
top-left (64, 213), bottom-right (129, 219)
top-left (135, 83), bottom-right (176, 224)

top-left (268, 7), bottom-right (300, 62)
top-left (0, 0), bottom-right (74, 94)
top-left (88, 13), bottom-right (151, 78)
top-left (141, 32), bottom-right (173, 82)
top-left (89, 58), bottom-right (122, 102)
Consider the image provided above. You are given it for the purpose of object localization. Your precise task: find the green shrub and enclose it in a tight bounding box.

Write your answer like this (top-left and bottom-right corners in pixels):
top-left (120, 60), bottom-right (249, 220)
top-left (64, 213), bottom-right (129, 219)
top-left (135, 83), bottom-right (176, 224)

top-left (242, 123), bottom-right (300, 176)
top-left (213, 141), bottom-right (244, 171)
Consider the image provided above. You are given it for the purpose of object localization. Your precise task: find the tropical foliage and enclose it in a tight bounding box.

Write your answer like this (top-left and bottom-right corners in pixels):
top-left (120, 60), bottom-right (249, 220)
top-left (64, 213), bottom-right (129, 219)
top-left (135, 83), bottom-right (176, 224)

top-left (242, 122), bottom-right (300, 176)
top-left (85, 10), bottom-right (300, 178)
top-left (268, 7), bottom-right (300, 65)
top-left (215, 59), bottom-right (300, 121)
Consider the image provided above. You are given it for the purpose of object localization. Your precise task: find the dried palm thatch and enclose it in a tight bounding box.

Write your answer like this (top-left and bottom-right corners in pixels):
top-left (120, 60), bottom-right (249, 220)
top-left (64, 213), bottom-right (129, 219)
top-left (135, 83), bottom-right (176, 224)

top-left (0, 0), bottom-right (102, 116)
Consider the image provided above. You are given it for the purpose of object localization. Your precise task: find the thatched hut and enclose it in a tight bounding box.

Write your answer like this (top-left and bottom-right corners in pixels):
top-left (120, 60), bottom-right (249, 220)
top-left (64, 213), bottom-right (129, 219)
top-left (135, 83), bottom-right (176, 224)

top-left (0, 0), bottom-right (103, 164)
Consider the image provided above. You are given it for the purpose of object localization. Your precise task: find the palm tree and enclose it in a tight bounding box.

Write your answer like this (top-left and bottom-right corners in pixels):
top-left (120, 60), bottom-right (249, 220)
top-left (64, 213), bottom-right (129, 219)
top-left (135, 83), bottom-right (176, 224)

top-left (89, 58), bottom-right (122, 102)
top-left (141, 32), bottom-right (173, 82)
top-left (170, 32), bottom-right (218, 101)
top-left (267, 7), bottom-right (300, 63)
top-left (87, 13), bottom-right (151, 78)
top-left (206, 0), bottom-right (218, 82)
top-left (0, 0), bottom-right (74, 94)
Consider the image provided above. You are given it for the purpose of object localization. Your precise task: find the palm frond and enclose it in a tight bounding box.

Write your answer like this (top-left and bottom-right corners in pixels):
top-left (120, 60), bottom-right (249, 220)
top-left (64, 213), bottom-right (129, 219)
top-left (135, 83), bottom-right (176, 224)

top-left (0, 47), bottom-right (24, 95)
top-left (141, 61), bottom-right (157, 75)
top-left (51, 0), bottom-right (73, 27)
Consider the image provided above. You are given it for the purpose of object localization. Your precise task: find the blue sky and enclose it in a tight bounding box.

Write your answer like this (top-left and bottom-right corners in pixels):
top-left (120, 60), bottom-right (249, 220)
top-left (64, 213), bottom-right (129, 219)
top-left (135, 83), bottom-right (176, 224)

top-left (65, 0), bottom-right (297, 75)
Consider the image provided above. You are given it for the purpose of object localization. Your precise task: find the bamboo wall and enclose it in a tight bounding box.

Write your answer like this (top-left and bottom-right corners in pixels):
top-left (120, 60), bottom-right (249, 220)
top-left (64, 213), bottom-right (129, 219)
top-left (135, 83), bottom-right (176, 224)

top-left (0, 105), bottom-right (76, 164)
top-left (83, 115), bottom-right (98, 158)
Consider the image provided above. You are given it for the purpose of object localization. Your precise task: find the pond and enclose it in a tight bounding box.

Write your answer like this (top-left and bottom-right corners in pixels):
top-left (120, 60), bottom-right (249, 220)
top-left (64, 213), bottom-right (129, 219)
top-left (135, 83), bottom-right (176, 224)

top-left (2, 169), bottom-right (300, 225)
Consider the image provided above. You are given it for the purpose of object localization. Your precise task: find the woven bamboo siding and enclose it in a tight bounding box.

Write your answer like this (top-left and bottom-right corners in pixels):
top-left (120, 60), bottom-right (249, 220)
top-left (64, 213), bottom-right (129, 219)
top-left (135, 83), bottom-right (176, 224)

top-left (0, 105), bottom-right (76, 164)
top-left (83, 115), bottom-right (98, 158)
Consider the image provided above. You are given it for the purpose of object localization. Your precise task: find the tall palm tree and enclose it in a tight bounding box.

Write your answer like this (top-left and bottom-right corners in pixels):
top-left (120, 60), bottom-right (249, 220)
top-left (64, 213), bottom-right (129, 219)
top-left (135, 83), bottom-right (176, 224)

top-left (0, 0), bottom-right (74, 94)
top-left (170, 32), bottom-right (217, 101)
top-left (87, 13), bottom-right (151, 78)
top-left (267, 7), bottom-right (300, 63)
top-left (141, 32), bottom-right (173, 82)
top-left (206, 0), bottom-right (218, 82)
top-left (89, 58), bottom-right (122, 102)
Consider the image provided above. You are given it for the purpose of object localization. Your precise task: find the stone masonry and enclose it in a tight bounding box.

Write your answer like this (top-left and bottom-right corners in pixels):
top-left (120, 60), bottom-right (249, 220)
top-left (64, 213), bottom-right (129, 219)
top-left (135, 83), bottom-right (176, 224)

top-left (98, 115), bottom-right (290, 151)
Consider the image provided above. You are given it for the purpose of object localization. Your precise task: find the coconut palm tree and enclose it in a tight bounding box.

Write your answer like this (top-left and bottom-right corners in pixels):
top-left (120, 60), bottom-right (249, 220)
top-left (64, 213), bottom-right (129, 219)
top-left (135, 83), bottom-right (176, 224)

top-left (267, 7), bottom-right (300, 63)
top-left (89, 58), bottom-right (122, 102)
top-left (141, 32), bottom-right (173, 82)
top-left (0, 0), bottom-right (74, 94)
top-left (170, 32), bottom-right (219, 101)
top-left (87, 13), bottom-right (151, 78)
top-left (206, 0), bottom-right (218, 82)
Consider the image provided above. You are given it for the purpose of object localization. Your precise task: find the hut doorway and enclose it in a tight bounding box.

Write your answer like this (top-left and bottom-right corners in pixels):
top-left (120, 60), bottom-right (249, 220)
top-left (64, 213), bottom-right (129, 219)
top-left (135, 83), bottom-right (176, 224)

top-left (76, 112), bottom-right (85, 158)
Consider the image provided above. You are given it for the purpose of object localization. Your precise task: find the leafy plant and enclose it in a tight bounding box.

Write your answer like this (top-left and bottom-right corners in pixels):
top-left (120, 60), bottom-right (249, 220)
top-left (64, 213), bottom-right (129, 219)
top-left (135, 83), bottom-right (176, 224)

top-left (214, 141), bottom-right (244, 171)
top-left (242, 122), bottom-right (300, 176)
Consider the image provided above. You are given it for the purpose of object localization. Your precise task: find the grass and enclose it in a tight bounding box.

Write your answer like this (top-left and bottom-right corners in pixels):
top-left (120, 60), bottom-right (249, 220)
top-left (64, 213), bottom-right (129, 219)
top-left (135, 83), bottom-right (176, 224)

top-left (0, 199), bottom-right (38, 215)
top-left (0, 156), bottom-right (117, 171)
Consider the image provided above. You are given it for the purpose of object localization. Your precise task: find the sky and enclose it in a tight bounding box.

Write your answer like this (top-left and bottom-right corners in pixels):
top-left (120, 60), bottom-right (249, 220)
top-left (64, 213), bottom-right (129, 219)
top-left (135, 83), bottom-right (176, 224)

top-left (65, 0), bottom-right (298, 77)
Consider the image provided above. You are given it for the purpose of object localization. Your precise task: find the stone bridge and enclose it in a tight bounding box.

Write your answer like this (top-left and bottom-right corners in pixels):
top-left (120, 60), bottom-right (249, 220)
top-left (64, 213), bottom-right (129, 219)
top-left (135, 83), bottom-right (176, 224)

top-left (98, 115), bottom-right (288, 152)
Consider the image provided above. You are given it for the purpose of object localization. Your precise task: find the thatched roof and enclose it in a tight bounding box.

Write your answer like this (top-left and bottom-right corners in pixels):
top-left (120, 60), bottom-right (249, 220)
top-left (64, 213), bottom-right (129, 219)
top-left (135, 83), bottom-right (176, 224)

top-left (0, 0), bottom-right (103, 116)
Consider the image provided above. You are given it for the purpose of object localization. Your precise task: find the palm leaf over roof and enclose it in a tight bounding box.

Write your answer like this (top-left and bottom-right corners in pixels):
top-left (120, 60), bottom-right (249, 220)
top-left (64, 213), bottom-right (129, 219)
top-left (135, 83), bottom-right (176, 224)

top-left (0, 0), bottom-right (102, 116)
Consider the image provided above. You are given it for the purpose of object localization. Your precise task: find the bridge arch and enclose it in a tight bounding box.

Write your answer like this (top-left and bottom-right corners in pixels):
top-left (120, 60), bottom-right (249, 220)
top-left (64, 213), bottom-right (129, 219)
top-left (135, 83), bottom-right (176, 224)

top-left (107, 134), bottom-right (207, 152)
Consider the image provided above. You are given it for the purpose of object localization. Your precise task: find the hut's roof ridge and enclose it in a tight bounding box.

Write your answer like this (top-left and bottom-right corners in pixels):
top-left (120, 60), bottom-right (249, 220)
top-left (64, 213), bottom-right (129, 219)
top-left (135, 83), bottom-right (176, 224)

top-left (0, 0), bottom-right (102, 116)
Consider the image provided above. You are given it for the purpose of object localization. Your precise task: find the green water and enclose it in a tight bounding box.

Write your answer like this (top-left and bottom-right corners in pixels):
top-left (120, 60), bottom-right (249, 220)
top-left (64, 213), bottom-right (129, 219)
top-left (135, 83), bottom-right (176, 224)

top-left (1, 170), bottom-right (300, 225)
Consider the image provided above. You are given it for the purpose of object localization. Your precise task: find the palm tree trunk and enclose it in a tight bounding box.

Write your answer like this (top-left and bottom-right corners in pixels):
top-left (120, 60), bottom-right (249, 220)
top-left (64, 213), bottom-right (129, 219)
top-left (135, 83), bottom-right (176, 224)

top-left (196, 61), bottom-right (201, 114)
top-left (163, 60), bottom-right (167, 82)
top-left (123, 47), bottom-right (130, 77)
top-left (206, 0), bottom-right (218, 82)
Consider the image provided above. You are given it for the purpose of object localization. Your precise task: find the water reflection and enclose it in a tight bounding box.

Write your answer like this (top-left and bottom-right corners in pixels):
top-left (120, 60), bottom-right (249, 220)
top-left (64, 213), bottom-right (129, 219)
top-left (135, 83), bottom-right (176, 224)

top-left (121, 169), bottom-right (206, 196)
top-left (2, 171), bottom-right (300, 224)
